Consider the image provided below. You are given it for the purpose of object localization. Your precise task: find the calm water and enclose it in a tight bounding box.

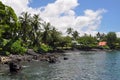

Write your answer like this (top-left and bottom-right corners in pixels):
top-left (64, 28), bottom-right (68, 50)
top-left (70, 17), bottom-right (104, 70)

top-left (1, 51), bottom-right (120, 80)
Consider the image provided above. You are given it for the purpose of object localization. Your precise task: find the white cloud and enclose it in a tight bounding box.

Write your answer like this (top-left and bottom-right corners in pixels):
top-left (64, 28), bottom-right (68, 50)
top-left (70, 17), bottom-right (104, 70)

top-left (116, 32), bottom-right (120, 38)
top-left (41, 0), bottom-right (78, 17)
top-left (0, 0), bottom-right (41, 15)
top-left (75, 9), bottom-right (106, 31)
top-left (1, 0), bottom-right (30, 15)
top-left (0, 0), bottom-right (106, 36)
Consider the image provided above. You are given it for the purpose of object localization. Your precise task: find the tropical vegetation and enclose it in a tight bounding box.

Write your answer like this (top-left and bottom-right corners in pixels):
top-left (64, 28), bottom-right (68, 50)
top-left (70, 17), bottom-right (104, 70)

top-left (0, 1), bottom-right (120, 55)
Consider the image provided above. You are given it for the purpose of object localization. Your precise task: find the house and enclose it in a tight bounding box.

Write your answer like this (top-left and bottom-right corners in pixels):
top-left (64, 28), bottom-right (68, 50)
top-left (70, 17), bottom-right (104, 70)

top-left (98, 41), bottom-right (107, 46)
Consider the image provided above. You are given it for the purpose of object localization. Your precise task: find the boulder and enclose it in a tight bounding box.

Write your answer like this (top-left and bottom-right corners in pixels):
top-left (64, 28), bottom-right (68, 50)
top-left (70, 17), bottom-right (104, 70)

top-left (63, 57), bottom-right (68, 60)
top-left (9, 61), bottom-right (22, 73)
top-left (48, 56), bottom-right (57, 63)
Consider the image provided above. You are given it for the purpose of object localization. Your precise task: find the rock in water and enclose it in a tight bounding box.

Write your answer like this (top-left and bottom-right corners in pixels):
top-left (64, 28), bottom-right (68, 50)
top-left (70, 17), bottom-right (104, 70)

top-left (48, 56), bottom-right (57, 63)
top-left (63, 57), bottom-right (68, 60)
top-left (9, 62), bottom-right (22, 73)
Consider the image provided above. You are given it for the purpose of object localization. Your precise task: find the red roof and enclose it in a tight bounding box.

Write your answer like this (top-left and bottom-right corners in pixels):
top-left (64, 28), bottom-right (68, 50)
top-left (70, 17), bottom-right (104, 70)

top-left (98, 41), bottom-right (107, 46)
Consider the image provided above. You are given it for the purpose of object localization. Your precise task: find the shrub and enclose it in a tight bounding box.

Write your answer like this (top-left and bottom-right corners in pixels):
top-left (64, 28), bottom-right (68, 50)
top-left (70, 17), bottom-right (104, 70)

top-left (5, 51), bottom-right (10, 56)
top-left (33, 46), bottom-right (39, 52)
top-left (11, 39), bottom-right (27, 55)
top-left (115, 45), bottom-right (120, 50)
top-left (89, 44), bottom-right (97, 48)
top-left (0, 39), bottom-right (9, 48)
top-left (39, 43), bottom-right (53, 53)
top-left (2, 39), bottom-right (9, 46)
top-left (102, 45), bottom-right (110, 49)
top-left (0, 51), bottom-right (10, 56)
top-left (76, 45), bottom-right (92, 50)
top-left (0, 48), bottom-right (2, 50)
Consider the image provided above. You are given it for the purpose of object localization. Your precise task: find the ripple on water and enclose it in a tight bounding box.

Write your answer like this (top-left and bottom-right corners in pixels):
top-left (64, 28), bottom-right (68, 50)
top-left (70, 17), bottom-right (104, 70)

top-left (1, 51), bottom-right (120, 80)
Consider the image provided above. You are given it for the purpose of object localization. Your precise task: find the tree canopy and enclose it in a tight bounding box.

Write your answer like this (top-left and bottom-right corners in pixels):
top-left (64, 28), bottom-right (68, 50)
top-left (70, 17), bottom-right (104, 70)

top-left (0, 1), bottom-right (120, 55)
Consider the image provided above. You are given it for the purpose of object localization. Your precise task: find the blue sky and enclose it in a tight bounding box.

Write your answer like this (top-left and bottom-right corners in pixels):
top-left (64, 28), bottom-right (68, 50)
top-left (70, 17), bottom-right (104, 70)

top-left (29, 0), bottom-right (120, 33)
top-left (1, 0), bottom-right (120, 36)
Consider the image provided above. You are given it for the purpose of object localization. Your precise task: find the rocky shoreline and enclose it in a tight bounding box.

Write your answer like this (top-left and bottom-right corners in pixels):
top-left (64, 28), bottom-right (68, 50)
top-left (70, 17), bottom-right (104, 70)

top-left (0, 49), bottom-right (67, 73)
top-left (0, 48), bottom-right (112, 64)
top-left (0, 53), bottom-right (63, 64)
top-left (0, 48), bottom-right (112, 73)
top-left (0, 49), bottom-right (66, 64)
top-left (0, 52), bottom-right (65, 73)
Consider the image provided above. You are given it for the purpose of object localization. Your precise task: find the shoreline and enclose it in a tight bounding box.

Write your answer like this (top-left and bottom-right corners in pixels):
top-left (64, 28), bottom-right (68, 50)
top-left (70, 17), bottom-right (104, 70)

top-left (0, 52), bottom-right (64, 73)
top-left (0, 48), bottom-right (115, 64)
top-left (0, 49), bottom-right (117, 73)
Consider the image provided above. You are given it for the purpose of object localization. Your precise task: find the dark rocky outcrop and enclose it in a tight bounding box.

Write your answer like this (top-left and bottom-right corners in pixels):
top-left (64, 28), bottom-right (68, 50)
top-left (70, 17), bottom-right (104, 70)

top-left (63, 57), bottom-right (68, 60)
top-left (9, 61), bottom-right (22, 73)
top-left (47, 55), bottom-right (58, 63)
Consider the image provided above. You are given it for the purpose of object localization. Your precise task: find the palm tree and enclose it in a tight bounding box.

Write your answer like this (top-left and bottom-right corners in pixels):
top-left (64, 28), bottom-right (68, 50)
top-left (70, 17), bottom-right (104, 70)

top-left (72, 30), bottom-right (79, 40)
top-left (41, 22), bottom-right (51, 44)
top-left (49, 27), bottom-right (62, 49)
top-left (32, 14), bottom-right (41, 32)
top-left (31, 14), bottom-right (42, 47)
top-left (19, 12), bottom-right (32, 42)
top-left (66, 27), bottom-right (73, 36)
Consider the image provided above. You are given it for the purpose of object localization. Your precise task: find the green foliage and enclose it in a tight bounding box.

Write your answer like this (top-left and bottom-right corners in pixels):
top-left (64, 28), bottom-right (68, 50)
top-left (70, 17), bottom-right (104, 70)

top-left (0, 1), bottom-right (5, 9)
top-left (0, 51), bottom-right (10, 56)
top-left (41, 22), bottom-right (51, 44)
top-left (76, 45), bottom-right (92, 50)
top-left (57, 36), bottom-right (72, 49)
top-left (96, 32), bottom-right (106, 41)
top-left (78, 36), bottom-right (97, 46)
top-left (106, 32), bottom-right (117, 49)
top-left (66, 27), bottom-right (73, 36)
top-left (33, 43), bottom-right (53, 53)
top-left (0, 39), bottom-right (10, 51)
top-left (102, 45), bottom-right (110, 49)
top-left (0, 48), bottom-right (2, 50)
top-left (1, 1), bottom-right (120, 55)
top-left (11, 39), bottom-right (27, 55)
top-left (63, 36), bottom-right (72, 47)
top-left (66, 27), bottom-right (79, 40)
top-left (115, 38), bottom-right (120, 49)
top-left (115, 45), bottom-right (120, 50)
top-left (89, 44), bottom-right (97, 48)
top-left (72, 30), bottom-right (79, 40)
top-left (40, 43), bottom-right (53, 53)
top-left (33, 46), bottom-right (39, 52)
top-left (19, 12), bottom-right (32, 42)
top-left (0, 1), bottom-right (18, 39)
top-left (5, 51), bottom-right (10, 56)
top-left (76, 35), bottom-right (98, 50)
top-left (2, 39), bottom-right (9, 46)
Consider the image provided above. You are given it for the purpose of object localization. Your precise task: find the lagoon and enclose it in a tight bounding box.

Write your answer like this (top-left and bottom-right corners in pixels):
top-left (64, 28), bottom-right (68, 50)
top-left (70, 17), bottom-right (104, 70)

top-left (1, 50), bottom-right (120, 80)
